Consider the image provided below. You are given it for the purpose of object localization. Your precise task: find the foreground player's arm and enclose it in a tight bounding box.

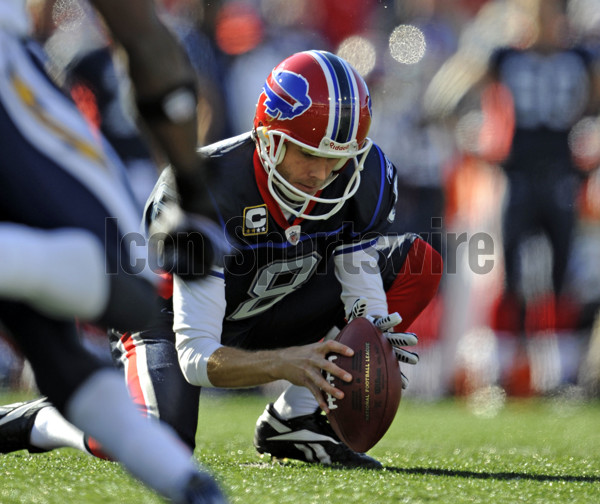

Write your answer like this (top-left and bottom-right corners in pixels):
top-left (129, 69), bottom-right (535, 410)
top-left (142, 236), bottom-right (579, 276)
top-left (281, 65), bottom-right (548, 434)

top-left (173, 274), bottom-right (353, 413)
top-left (89, 0), bottom-right (206, 213)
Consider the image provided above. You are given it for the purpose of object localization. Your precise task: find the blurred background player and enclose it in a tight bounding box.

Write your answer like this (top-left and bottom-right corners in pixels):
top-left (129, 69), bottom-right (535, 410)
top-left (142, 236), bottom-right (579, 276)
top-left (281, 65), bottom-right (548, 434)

top-left (486, 0), bottom-right (600, 393)
top-left (0, 50), bottom-right (442, 469)
top-left (424, 0), bottom-right (600, 397)
top-left (0, 0), bottom-right (226, 502)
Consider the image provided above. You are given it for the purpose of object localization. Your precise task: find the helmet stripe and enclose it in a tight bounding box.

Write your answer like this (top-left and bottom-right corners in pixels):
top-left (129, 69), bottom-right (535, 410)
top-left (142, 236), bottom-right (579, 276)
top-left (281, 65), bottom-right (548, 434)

top-left (325, 52), bottom-right (353, 143)
top-left (311, 51), bottom-right (358, 144)
top-left (344, 60), bottom-right (361, 144)
top-left (310, 51), bottom-right (339, 142)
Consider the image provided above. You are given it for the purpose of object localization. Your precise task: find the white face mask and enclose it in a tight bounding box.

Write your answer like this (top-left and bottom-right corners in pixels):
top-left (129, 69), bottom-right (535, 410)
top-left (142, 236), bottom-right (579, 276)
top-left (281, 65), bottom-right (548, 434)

top-left (256, 128), bottom-right (373, 221)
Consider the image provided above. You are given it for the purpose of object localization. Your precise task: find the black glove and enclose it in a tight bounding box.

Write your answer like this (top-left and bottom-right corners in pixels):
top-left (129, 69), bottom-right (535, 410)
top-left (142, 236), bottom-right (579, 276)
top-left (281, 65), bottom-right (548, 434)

top-left (149, 203), bottom-right (228, 281)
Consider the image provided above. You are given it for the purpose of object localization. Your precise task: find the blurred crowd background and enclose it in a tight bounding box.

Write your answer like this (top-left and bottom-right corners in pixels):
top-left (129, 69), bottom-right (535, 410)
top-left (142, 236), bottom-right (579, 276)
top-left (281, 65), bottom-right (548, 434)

top-left (2, 0), bottom-right (600, 413)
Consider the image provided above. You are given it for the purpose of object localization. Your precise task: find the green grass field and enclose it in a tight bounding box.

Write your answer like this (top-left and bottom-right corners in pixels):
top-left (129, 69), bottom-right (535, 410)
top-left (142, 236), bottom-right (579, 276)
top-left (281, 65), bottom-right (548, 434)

top-left (1, 391), bottom-right (599, 504)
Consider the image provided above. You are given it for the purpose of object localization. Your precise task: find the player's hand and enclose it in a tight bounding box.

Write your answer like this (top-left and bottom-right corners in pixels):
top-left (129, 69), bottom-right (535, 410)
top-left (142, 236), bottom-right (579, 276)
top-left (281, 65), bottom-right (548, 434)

top-left (149, 203), bottom-right (229, 281)
top-left (347, 297), bottom-right (418, 389)
top-left (273, 341), bottom-right (354, 414)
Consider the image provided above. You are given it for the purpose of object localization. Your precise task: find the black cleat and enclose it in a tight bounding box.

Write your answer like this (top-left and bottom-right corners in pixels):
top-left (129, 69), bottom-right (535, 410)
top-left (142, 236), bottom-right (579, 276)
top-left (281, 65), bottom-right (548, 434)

top-left (0, 397), bottom-right (51, 454)
top-left (254, 403), bottom-right (382, 469)
top-left (175, 471), bottom-right (229, 504)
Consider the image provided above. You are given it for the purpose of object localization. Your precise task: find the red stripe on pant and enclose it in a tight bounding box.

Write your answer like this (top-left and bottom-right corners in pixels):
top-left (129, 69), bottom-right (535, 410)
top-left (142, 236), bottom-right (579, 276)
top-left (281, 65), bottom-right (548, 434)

top-left (120, 331), bottom-right (153, 418)
top-left (84, 331), bottom-right (151, 460)
top-left (385, 238), bottom-right (443, 333)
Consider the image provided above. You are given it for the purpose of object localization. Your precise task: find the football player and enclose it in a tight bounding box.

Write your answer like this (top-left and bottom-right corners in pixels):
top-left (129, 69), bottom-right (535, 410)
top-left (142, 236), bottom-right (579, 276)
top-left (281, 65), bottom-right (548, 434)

top-left (1, 50), bottom-right (442, 469)
top-left (0, 1), bottom-right (226, 503)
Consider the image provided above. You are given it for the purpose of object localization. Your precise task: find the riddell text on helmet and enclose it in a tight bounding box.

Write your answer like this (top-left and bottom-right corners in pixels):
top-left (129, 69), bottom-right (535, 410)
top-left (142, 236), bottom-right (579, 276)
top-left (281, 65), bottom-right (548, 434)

top-left (328, 142), bottom-right (351, 151)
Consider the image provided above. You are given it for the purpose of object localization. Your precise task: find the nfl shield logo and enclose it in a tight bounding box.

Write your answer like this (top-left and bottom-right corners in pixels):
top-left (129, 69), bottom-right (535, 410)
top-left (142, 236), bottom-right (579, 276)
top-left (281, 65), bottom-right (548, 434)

top-left (285, 225), bottom-right (301, 245)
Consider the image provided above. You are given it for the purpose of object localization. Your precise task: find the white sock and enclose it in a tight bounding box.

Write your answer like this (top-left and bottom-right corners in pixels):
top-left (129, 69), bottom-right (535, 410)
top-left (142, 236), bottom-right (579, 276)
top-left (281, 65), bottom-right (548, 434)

top-left (272, 384), bottom-right (319, 420)
top-left (0, 224), bottom-right (109, 320)
top-left (65, 368), bottom-right (199, 500)
top-left (30, 406), bottom-right (87, 453)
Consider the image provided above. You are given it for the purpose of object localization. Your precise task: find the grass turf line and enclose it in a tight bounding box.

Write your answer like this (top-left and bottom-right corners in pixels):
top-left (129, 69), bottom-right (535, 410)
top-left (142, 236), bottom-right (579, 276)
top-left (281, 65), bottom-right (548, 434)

top-left (0, 391), bottom-right (598, 503)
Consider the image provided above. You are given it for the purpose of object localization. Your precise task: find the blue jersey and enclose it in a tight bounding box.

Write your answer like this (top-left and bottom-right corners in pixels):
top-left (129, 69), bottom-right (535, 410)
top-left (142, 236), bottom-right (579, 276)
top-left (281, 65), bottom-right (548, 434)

top-left (491, 46), bottom-right (595, 172)
top-left (145, 132), bottom-right (401, 343)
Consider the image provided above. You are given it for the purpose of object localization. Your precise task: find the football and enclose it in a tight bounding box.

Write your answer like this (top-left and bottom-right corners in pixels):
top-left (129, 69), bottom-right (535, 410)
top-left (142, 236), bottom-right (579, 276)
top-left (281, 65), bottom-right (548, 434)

top-left (323, 317), bottom-right (402, 453)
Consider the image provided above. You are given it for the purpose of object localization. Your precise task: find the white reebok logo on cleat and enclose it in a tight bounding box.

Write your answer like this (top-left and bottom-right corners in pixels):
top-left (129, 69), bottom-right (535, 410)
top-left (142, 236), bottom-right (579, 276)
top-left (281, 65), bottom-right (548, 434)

top-left (266, 430), bottom-right (338, 444)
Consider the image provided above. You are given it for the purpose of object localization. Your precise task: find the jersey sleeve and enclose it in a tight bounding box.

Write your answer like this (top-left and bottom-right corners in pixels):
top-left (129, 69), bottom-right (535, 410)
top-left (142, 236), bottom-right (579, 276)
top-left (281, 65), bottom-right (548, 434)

top-left (350, 144), bottom-right (398, 236)
top-left (172, 269), bottom-right (226, 387)
top-left (333, 145), bottom-right (399, 316)
top-left (333, 239), bottom-right (388, 318)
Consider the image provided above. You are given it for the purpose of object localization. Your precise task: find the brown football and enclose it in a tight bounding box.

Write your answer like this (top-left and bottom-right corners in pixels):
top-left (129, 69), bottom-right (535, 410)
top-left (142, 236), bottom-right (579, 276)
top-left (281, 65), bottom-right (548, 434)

top-left (323, 317), bottom-right (402, 453)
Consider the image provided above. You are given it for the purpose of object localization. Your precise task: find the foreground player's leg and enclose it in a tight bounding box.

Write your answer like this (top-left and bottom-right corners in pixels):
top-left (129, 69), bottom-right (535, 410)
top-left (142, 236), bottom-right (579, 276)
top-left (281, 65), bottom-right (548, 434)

top-left (0, 224), bottom-right (158, 331)
top-left (0, 397), bottom-right (88, 454)
top-left (1, 324), bottom-right (202, 457)
top-left (0, 225), bottom-right (109, 320)
top-left (0, 305), bottom-right (225, 504)
top-left (65, 368), bottom-right (224, 502)
top-left (0, 372), bottom-right (225, 504)
top-left (0, 398), bottom-right (109, 457)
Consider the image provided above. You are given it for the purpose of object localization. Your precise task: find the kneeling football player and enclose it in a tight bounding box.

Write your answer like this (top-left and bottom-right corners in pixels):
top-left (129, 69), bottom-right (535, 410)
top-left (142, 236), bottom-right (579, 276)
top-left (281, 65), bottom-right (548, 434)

top-left (0, 51), bottom-right (442, 469)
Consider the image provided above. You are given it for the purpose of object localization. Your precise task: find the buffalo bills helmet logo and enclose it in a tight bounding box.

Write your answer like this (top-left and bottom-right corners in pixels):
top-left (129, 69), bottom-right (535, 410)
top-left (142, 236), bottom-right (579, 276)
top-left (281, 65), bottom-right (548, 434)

top-left (262, 70), bottom-right (312, 120)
